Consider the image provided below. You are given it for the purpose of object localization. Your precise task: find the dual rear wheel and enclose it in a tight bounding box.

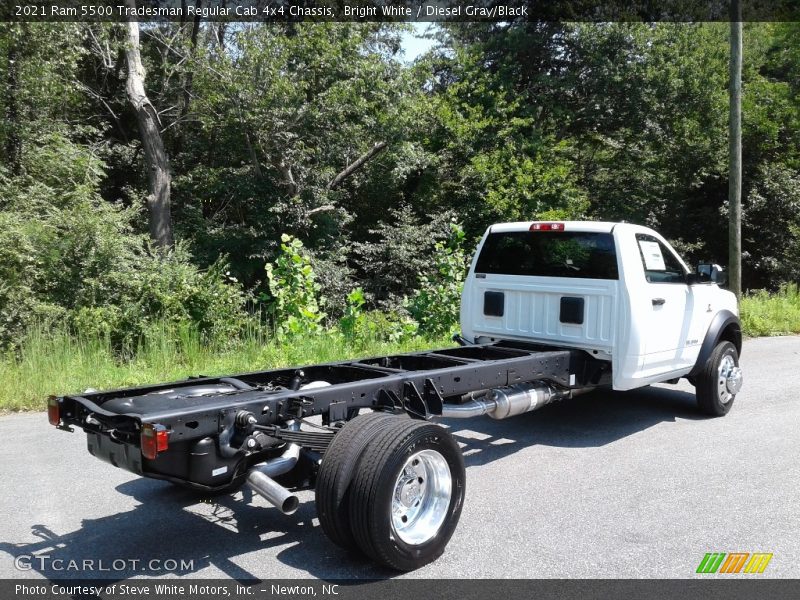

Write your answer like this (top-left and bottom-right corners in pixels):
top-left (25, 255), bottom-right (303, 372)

top-left (315, 413), bottom-right (465, 571)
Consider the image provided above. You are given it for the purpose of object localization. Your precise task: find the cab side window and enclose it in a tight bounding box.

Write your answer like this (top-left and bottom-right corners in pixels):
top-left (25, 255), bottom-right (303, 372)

top-left (636, 234), bottom-right (687, 284)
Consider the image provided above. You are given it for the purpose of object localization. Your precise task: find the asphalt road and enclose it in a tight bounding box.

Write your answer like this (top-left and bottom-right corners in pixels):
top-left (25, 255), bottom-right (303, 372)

top-left (1, 336), bottom-right (798, 580)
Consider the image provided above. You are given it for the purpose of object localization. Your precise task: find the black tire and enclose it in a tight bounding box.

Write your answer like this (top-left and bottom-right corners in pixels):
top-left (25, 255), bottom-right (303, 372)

top-left (347, 419), bottom-right (466, 571)
top-left (695, 340), bottom-right (741, 416)
top-left (315, 411), bottom-right (397, 550)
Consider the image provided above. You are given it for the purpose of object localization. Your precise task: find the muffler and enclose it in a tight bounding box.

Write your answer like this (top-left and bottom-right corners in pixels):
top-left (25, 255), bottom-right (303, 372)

top-left (441, 382), bottom-right (569, 420)
top-left (246, 443), bottom-right (301, 514)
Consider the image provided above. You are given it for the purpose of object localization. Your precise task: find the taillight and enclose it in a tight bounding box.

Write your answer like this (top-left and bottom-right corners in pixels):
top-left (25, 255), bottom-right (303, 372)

top-left (529, 222), bottom-right (565, 231)
top-left (141, 423), bottom-right (169, 460)
top-left (48, 396), bottom-right (60, 426)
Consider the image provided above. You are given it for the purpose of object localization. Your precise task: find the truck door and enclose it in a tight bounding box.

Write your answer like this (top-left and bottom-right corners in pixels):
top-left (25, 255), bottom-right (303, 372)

top-left (634, 233), bottom-right (694, 375)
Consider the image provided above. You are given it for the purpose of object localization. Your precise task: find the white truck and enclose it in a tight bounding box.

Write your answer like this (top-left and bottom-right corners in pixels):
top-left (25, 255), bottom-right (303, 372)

top-left (461, 221), bottom-right (742, 410)
top-left (50, 221), bottom-right (743, 571)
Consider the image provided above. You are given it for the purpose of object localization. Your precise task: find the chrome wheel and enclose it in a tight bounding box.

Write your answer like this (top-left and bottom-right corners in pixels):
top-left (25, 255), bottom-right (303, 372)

top-left (717, 354), bottom-right (742, 404)
top-left (390, 449), bottom-right (452, 545)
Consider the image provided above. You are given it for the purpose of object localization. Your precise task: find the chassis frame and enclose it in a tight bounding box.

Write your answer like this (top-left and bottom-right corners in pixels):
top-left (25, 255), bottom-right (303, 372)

top-left (53, 340), bottom-right (609, 491)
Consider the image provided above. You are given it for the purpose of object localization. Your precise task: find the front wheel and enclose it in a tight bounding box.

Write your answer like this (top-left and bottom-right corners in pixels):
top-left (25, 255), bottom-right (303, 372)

top-left (695, 341), bottom-right (743, 416)
top-left (347, 419), bottom-right (466, 571)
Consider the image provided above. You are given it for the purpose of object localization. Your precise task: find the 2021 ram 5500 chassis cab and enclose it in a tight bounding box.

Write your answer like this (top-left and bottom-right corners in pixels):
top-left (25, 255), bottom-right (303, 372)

top-left (49, 221), bottom-right (743, 571)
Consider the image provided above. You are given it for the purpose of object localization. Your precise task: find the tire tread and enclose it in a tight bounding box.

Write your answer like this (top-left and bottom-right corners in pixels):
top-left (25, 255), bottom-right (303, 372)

top-left (696, 341), bottom-right (738, 416)
top-left (348, 419), bottom-right (465, 571)
top-left (315, 412), bottom-right (396, 550)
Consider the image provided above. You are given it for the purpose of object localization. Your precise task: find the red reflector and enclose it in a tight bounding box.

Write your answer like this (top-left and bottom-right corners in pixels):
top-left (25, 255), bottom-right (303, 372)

top-left (530, 222), bottom-right (565, 231)
top-left (141, 423), bottom-right (169, 460)
top-left (48, 396), bottom-right (60, 426)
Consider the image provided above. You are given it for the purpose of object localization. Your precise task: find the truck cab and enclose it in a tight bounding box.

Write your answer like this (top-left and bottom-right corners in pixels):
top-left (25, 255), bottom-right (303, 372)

top-left (460, 221), bottom-right (741, 393)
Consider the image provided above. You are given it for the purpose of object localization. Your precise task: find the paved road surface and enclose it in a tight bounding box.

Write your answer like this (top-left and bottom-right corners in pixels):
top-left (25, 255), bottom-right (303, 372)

top-left (1, 336), bottom-right (798, 580)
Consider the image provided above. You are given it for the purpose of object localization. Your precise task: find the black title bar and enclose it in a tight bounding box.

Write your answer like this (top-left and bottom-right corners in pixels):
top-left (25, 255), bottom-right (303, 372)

top-left (6, 579), bottom-right (800, 600)
top-left (2, 0), bottom-right (799, 22)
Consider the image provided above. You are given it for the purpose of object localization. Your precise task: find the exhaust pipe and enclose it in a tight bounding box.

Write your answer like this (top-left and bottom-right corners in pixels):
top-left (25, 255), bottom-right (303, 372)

top-left (248, 471), bottom-right (300, 515)
top-left (441, 382), bottom-right (570, 420)
top-left (246, 443), bottom-right (301, 514)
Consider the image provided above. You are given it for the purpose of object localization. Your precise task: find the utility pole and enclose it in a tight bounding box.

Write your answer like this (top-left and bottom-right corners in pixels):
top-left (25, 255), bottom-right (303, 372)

top-left (729, 2), bottom-right (742, 298)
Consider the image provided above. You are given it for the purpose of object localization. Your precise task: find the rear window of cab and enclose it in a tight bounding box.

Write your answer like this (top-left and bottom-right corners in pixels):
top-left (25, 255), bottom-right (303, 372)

top-left (474, 231), bottom-right (619, 280)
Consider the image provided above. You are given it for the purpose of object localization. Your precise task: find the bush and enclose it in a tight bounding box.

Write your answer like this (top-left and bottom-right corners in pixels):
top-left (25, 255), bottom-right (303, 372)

top-left (338, 287), bottom-right (367, 338)
top-left (69, 249), bottom-right (250, 350)
top-left (740, 283), bottom-right (800, 336)
top-left (310, 243), bottom-right (355, 322)
top-left (264, 234), bottom-right (326, 337)
top-left (0, 135), bottom-right (250, 351)
top-left (339, 288), bottom-right (419, 344)
top-left (407, 223), bottom-right (469, 337)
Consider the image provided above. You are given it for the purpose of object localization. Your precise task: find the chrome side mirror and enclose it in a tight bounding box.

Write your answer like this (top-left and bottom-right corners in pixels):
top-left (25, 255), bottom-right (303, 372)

top-left (696, 263), bottom-right (727, 285)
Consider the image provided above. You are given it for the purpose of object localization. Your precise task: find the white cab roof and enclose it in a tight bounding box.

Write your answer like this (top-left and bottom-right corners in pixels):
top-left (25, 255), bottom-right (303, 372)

top-left (489, 221), bottom-right (620, 234)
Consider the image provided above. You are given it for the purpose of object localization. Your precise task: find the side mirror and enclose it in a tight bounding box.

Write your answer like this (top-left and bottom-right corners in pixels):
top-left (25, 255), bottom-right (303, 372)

top-left (696, 263), bottom-right (727, 285)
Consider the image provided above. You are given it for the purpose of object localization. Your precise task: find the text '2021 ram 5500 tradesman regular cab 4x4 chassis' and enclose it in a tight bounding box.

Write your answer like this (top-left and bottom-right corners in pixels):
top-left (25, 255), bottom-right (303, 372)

top-left (49, 221), bottom-right (743, 571)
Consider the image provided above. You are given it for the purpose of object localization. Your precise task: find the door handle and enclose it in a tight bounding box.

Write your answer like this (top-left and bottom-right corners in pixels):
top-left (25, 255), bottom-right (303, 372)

top-left (652, 297), bottom-right (666, 306)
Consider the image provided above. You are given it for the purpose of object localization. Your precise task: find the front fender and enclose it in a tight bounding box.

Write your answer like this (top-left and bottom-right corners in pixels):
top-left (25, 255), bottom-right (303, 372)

top-left (688, 310), bottom-right (742, 376)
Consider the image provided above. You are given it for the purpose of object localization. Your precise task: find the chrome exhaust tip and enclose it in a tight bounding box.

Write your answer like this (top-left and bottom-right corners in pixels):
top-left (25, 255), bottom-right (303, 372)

top-left (246, 442), bottom-right (301, 515)
top-left (246, 470), bottom-right (300, 515)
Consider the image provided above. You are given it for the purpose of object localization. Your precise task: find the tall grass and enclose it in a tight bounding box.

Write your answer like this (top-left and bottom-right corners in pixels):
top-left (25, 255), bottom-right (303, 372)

top-left (0, 323), bottom-right (449, 412)
top-left (740, 283), bottom-right (800, 337)
top-left (3, 285), bottom-right (798, 412)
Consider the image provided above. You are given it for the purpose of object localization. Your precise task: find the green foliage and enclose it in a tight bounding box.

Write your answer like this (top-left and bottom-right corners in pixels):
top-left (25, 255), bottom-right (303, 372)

top-left (740, 165), bottom-right (800, 288)
top-left (339, 287), bottom-right (367, 337)
top-left (3, 20), bottom-right (800, 391)
top-left (353, 205), bottom-right (457, 310)
top-left (407, 223), bottom-right (468, 337)
top-left (69, 251), bottom-right (249, 350)
top-left (0, 23), bottom-right (88, 172)
top-left (466, 141), bottom-right (589, 223)
top-left (339, 288), bottom-right (419, 343)
top-left (0, 133), bottom-right (249, 350)
top-left (309, 243), bottom-right (355, 321)
top-left (428, 38), bottom-right (591, 231)
top-left (740, 284), bottom-right (800, 336)
top-left (176, 23), bottom-right (416, 280)
top-left (265, 234), bottom-right (326, 337)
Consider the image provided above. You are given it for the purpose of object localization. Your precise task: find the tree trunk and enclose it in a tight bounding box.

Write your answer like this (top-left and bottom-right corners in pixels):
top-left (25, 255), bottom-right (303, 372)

top-left (124, 8), bottom-right (174, 249)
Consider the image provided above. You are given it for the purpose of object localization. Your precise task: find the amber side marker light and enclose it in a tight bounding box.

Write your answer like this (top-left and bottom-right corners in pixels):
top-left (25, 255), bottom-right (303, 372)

top-left (47, 396), bottom-right (60, 426)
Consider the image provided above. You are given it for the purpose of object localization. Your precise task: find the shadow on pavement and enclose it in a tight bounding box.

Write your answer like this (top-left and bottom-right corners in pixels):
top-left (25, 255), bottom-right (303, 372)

top-left (445, 385), bottom-right (704, 467)
top-left (0, 479), bottom-right (394, 582)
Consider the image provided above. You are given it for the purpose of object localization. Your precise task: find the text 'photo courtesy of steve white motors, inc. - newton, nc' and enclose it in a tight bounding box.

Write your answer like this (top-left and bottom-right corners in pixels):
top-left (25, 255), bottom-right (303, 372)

top-left (13, 582), bottom-right (345, 599)
top-left (10, 1), bottom-right (529, 20)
